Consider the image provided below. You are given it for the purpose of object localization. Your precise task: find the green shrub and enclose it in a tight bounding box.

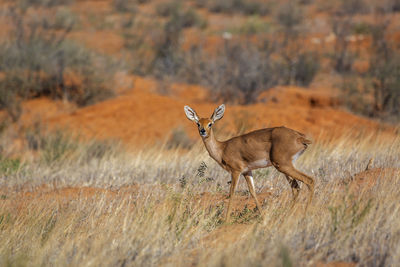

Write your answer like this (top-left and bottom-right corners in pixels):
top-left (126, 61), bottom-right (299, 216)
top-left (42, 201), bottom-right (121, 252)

top-left (0, 157), bottom-right (21, 176)
top-left (208, 0), bottom-right (269, 16)
top-left (352, 22), bottom-right (372, 35)
top-left (234, 16), bottom-right (271, 35)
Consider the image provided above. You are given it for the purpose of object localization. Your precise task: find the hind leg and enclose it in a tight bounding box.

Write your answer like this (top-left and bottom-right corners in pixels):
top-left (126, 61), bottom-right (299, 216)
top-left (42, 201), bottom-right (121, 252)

top-left (270, 134), bottom-right (315, 209)
top-left (285, 175), bottom-right (300, 207)
top-left (271, 157), bottom-right (314, 208)
top-left (280, 166), bottom-right (314, 209)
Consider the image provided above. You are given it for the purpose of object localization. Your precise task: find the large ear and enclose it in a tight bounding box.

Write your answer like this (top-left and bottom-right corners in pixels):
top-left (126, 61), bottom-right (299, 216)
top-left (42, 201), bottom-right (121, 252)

top-left (184, 105), bottom-right (199, 122)
top-left (211, 104), bottom-right (225, 122)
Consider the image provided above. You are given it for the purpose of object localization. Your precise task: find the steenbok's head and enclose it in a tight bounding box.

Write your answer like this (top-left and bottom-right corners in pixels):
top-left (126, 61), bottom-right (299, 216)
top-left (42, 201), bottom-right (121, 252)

top-left (184, 104), bottom-right (225, 138)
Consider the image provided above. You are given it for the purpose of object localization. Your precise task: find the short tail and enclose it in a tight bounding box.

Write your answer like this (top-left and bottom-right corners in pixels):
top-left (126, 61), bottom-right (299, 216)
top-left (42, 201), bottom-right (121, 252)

top-left (297, 132), bottom-right (312, 148)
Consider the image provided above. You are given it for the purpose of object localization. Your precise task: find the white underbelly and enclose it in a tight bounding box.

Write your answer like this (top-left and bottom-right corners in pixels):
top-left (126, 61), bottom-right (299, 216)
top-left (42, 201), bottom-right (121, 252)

top-left (248, 159), bottom-right (270, 170)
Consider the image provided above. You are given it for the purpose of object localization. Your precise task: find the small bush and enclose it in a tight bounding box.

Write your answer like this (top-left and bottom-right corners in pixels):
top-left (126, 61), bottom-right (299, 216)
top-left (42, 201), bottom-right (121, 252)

top-left (340, 76), bottom-right (372, 116)
top-left (389, 0), bottom-right (400, 12)
top-left (156, 1), bottom-right (180, 17)
top-left (193, 0), bottom-right (207, 8)
top-left (52, 7), bottom-right (78, 30)
top-left (156, 2), bottom-right (205, 28)
top-left (352, 22), bottom-right (372, 35)
top-left (235, 16), bottom-right (271, 35)
top-left (241, 1), bottom-right (270, 16)
top-left (293, 51), bottom-right (320, 86)
top-left (330, 16), bottom-right (355, 73)
top-left (166, 127), bottom-right (194, 149)
top-left (0, 87), bottom-right (21, 122)
top-left (41, 131), bottom-right (78, 164)
top-left (113, 0), bottom-right (137, 13)
top-left (207, 0), bottom-right (269, 16)
top-left (339, 0), bottom-right (369, 15)
top-left (208, 0), bottom-right (237, 13)
top-left (180, 8), bottom-right (205, 28)
top-left (83, 140), bottom-right (118, 161)
top-left (276, 1), bottom-right (303, 36)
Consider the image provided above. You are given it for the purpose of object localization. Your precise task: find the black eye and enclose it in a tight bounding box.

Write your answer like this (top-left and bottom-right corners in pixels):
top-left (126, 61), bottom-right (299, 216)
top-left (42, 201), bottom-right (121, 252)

top-left (196, 122), bottom-right (200, 127)
top-left (208, 123), bottom-right (212, 127)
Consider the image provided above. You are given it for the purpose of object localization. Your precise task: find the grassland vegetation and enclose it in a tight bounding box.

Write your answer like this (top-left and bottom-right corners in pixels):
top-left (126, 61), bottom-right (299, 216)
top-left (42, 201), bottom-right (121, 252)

top-left (0, 126), bottom-right (399, 266)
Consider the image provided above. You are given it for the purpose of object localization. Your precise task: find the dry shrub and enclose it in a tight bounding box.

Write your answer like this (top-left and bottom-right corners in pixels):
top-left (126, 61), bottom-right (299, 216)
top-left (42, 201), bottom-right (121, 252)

top-left (182, 41), bottom-right (279, 104)
top-left (340, 13), bottom-right (400, 121)
top-left (18, 0), bottom-right (74, 9)
top-left (275, 1), bottom-right (320, 86)
top-left (330, 15), bottom-right (355, 73)
top-left (0, 6), bottom-right (116, 121)
top-left (166, 127), bottom-right (194, 149)
top-left (113, 0), bottom-right (137, 13)
top-left (23, 123), bottom-right (121, 166)
top-left (368, 17), bottom-right (400, 120)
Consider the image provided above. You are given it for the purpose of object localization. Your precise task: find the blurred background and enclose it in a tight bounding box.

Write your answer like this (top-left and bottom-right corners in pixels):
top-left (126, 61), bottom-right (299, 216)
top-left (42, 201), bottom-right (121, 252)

top-left (1, 2), bottom-right (400, 265)
top-left (0, 0), bottom-right (399, 153)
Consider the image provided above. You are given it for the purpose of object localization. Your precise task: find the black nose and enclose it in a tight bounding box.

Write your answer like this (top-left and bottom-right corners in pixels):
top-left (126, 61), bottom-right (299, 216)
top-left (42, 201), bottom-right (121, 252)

top-left (200, 129), bottom-right (206, 134)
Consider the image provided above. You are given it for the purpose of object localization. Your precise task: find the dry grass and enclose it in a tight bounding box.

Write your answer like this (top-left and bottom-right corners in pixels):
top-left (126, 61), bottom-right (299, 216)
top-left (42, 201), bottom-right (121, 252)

top-left (0, 130), bottom-right (399, 266)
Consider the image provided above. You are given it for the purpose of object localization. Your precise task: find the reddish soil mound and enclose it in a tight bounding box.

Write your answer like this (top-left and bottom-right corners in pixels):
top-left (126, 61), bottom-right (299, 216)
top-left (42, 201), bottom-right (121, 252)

top-left (13, 76), bottom-right (394, 147)
top-left (347, 168), bottom-right (400, 193)
top-left (19, 98), bottom-right (76, 125)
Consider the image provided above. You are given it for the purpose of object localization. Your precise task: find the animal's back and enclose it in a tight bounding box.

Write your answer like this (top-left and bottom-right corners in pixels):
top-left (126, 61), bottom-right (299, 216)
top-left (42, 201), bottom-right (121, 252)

top-left (223, 126), bottom-right (311, 157)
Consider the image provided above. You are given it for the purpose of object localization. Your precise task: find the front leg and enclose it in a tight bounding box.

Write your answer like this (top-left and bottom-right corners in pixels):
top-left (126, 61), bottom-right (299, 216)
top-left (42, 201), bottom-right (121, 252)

top-left (225, 171), bottom-right (240, 222)
top-left (243, 171), bottom-right (263, 215)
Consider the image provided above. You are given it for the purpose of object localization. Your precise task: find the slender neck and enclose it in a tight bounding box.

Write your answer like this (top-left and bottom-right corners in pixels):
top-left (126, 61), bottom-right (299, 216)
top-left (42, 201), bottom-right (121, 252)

top-left (202, 129), bottom-right (223, 163)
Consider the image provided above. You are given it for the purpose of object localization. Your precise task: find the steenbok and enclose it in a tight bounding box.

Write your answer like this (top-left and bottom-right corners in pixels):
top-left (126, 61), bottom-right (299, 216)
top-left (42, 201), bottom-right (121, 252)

top-left (184, 104), bottom-right (315, 221)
